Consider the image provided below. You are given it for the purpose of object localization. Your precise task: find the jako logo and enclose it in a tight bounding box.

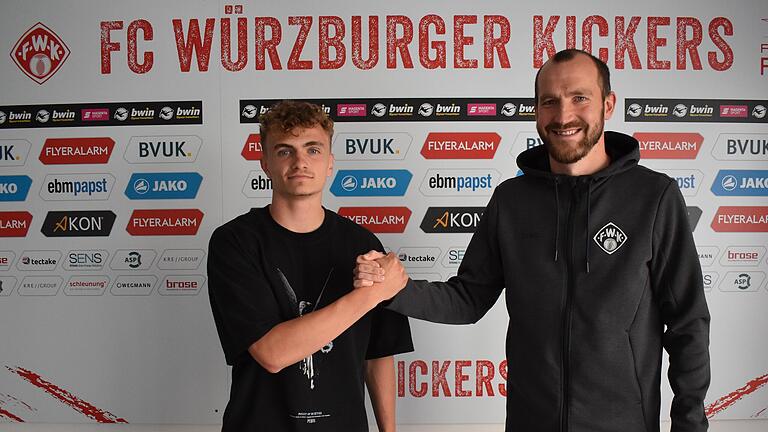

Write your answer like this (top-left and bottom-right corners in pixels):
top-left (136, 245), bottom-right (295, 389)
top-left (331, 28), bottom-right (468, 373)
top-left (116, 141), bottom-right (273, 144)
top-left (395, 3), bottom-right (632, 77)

top-left (11, 22), bottom-right (70, 84)
top-left (330, 170), bottom-right (412, 197)
top-left (125, 136), bottom-right (202, 163)
top-left (593, 222), bottom-right (627, 255)
top-left (41, 210), bottom-right (116, 237)
top-left (0, 175), bottom-right (32, 201)
top-left (420, 207), bottom-right (484, 233)
top-left (125, 172), bottom-right (202, 200)
top-left (711, 170), bottom-right (768, 196)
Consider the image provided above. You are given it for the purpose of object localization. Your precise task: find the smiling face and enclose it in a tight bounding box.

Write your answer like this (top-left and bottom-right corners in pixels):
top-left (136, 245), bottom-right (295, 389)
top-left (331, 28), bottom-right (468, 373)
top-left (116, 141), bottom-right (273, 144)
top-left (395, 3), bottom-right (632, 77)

top-left (535, 53), bottom-right (615, 165)
top-left (260, 124), bottom-right (334, 201)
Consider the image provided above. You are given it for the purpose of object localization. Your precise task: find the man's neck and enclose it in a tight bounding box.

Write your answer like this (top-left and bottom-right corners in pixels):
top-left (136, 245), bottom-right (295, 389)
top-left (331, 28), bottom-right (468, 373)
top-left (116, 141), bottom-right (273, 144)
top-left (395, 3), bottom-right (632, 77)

top-left (269, 195), bottom-right (325, 233)
top-left (549, 137), bottom-right (610, 176)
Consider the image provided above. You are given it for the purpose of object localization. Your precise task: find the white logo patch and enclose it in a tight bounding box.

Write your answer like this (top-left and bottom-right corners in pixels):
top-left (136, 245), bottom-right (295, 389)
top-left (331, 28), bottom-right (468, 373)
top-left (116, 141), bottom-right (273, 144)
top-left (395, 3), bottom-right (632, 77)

top-left (593, 222), bottom-right (627, 255)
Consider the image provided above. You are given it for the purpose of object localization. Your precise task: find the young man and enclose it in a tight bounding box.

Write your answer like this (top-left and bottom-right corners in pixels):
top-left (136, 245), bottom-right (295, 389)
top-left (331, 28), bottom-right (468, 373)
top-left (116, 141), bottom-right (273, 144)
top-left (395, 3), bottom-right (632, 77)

top-left (358, 50), bottom-right (711, 432)
top-left (208, 100), bottom-right (412, 431)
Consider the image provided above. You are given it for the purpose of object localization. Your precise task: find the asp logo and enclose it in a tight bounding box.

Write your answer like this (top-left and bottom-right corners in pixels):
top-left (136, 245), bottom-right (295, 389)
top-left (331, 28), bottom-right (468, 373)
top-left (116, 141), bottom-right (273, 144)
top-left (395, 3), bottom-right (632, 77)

top-left (125, 172), bottom-right (202, 200)
top-left (0, 175), bottom-right (32, 201)
top-left (711, 170), bottom-right (768, 196)
top-left (41, 210), bottom-right (116, 237)
top-left (124, 136), bottom-right (202, 163)
top-left (420, 207), bottom-right (484, 234)
top-left (11, 23), bottom-right (70, 84)
top-left (593, 222), bottom-right (627, 255)
top-left (330, 170), bottom-right (412, 197)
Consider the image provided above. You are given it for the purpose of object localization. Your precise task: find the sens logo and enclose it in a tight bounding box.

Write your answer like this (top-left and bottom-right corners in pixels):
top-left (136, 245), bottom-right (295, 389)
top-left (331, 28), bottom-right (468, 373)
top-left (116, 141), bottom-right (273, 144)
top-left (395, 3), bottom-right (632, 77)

top-left (593, 222), bottom-right (627, 255)
top-left (11, 23), bottom-right (70, 84)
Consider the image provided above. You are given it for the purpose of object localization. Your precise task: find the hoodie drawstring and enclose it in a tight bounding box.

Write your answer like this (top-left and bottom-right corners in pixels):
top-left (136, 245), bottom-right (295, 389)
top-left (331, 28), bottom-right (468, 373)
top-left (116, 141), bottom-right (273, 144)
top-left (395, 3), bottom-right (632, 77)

top-left (585, 179), bottom-right (592, 274)
top-left (553, 178), bottom-right (560, 262)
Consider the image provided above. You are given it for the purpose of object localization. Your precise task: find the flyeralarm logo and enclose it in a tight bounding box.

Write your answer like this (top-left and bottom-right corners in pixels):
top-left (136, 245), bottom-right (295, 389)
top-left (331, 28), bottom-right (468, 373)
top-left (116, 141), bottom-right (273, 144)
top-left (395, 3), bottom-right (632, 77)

top-left (0, 211), bottom-right (33, 237)
top-left (711, 206), bottom-right (768, 232)
top-left (421, 133), bottom-right (501, 159)
top-left (126, 209), bottom-right (204, 236)
top-left (634, 133), bottom-right (703, 159)
top-left (337, 207), bottom-right (411, 233)
top-left (39, 138), bottom-right (115, 164)
top-left (241, 134), bottom-right (262, 160)
top-left (41, 210), bottom-right (116, 237)
top-left (11, 23), bottom-right (70, 85)
top-left (420, 207), bottom-right (484, 233)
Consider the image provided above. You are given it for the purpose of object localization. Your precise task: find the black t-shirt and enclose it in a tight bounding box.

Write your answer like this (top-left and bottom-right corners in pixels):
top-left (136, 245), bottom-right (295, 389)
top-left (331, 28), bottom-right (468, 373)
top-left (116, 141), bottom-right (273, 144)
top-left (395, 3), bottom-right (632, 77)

top-left (208, 206), bottom-right (413, 432)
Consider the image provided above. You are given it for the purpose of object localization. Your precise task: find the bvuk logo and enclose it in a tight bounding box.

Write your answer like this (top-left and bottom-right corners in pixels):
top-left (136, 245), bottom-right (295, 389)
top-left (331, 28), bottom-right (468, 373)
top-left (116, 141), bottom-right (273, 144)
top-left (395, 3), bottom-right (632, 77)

top-left (593, 222), bottom-right (627, 255)
top-left (330, 170), bottom-right (412, 197)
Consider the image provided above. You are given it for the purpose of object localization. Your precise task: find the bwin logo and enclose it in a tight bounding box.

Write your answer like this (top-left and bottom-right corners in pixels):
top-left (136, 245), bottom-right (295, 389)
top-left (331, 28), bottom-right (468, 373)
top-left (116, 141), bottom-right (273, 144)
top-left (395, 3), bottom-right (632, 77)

top-left (159, 106), bottom-right (174, 120)
top-left (371, 103), bottom-right (387, 117)
top-left (501, 103), bottom-right (516, 117)
top-left (753, 105), bottom-right (766, 119)
top-left (114, 107), bottom-right (129, 121)
top-left (241, 104), bottom-right (257, 119)
top-left (626, 103), bottom-right (642, 118)
top-left (673, 104), bottom-right (688, 118)
top-left (418, 103), bottom-right (434, 117)
top-left (593, 222), bottom-right (627, 255)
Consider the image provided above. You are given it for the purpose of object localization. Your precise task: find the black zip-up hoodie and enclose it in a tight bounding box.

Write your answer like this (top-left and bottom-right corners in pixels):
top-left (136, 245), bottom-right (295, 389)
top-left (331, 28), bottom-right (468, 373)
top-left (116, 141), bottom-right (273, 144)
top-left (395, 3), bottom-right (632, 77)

top-left (388, 131), bottom-right (710, 431)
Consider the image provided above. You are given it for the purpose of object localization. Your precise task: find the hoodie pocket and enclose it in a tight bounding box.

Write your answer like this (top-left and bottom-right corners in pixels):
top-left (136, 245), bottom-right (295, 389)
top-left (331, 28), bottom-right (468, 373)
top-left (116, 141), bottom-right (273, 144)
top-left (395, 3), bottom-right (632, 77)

top-left (627, 332), bottom-right (650, 432)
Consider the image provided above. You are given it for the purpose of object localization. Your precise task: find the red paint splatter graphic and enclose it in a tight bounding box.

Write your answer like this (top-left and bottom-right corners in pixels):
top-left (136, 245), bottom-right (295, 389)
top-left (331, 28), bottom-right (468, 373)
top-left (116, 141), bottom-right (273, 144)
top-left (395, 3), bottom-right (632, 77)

top-left (0, 406), bottom-right (24, 422)
top-left (7, 366), bottom-right (128, 423)
top-left (706, 373), bottom-right (768, 418)
top-left (0, 392), bottom-right (36, 422)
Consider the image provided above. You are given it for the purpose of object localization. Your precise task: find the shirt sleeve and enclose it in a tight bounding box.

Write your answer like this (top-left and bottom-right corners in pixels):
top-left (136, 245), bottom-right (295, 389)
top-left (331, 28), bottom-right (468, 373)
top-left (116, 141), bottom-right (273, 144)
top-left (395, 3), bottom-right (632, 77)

top-left (207, 224), bottom-right (282, 365)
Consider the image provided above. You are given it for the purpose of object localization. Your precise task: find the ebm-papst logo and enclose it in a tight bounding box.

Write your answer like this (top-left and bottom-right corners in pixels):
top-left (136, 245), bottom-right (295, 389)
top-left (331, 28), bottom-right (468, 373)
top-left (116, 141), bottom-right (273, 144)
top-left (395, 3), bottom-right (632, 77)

top-left (242, 171), bottom-right (272, 198)
top-left (420, 169), bottom-right (498, 196)
top-left (337, 207), bottom-right (411, 233)
top-left (40, 173), bottom-right (115, 201)
top-left (126, 209), bottom-right (204, 236)
top-left (421, 133), bottom-right (501, 159)
top-left (420, 207), bottom-right (484, 234)
top-left (0, 175), bottom-right (32, 201)
top-left (593, 222), bottom-right (627, 255)
top-left (39, 137), bottom-right (115, 164)
top-left (330, 170), bottom-right (412, 197)
top-left (11, 23), bottom-right (70, 84)
top-left (41, 210), bottom-right (116, 237)
top-left (125, 172), bottom-right (202, 200)
top-left (711, 170), bottom-right (768, 196)
top-left (0, 211), bottom-right (33, 237)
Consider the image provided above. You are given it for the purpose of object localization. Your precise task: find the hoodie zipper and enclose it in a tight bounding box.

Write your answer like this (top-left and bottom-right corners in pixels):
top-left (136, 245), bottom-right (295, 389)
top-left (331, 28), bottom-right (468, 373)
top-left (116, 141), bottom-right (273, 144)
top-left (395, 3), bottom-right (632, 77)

top-left (560, 181), bottom-right (578, 432)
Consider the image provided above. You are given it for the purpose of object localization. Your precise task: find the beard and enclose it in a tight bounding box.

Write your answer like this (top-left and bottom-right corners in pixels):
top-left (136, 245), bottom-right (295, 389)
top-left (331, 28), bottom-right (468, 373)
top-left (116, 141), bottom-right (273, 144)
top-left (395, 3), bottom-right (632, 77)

top-left (538, 113), bottom-right (605, 165)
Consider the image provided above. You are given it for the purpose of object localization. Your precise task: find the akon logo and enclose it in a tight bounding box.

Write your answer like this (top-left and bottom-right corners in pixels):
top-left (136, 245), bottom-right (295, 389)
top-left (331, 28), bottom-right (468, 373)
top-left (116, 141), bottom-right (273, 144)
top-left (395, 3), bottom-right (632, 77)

top-left (41, 210), bottom-right (116, 237)
top-left (420, 207), bottom-right (484, 233)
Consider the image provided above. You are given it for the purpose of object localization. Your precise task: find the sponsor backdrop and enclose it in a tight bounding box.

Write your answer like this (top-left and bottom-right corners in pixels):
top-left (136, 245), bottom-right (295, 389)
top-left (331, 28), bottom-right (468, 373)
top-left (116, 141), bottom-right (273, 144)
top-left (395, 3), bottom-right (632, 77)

top-left (0, 0), bottom-right (766, 426)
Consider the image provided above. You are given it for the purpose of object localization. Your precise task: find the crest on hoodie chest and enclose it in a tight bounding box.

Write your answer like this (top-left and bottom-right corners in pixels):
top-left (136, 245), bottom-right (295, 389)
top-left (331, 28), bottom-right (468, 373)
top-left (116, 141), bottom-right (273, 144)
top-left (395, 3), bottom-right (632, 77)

top-left (593, 222), bottom-right (627, 255)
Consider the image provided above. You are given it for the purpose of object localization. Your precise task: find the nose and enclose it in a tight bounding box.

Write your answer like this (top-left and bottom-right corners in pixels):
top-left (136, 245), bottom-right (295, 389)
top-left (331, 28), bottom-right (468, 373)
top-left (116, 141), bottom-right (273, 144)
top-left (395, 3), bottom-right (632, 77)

top-left (552, 101), bottom-right (574, 125)
top-left (291, 150), bottom-right (309, 169)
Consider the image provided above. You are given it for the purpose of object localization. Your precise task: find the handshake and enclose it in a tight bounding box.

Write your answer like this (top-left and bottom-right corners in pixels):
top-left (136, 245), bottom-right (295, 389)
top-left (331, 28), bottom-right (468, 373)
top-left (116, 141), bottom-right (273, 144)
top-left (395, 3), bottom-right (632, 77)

top-left (353, 251), bottom-right (410, 303)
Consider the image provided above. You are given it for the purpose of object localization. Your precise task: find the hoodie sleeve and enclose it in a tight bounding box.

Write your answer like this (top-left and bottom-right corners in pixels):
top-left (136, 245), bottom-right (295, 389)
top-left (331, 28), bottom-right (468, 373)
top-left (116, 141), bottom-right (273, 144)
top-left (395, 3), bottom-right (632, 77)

top-left (386, 190), bottom-right (505, 324)
top-left (650, 181), bottom-right (711, 432)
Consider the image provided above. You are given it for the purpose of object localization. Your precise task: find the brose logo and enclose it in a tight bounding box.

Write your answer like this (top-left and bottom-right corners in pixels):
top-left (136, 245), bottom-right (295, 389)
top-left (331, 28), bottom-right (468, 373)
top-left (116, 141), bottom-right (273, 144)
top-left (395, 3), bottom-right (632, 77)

top-left (719, 246), bottom-right (765, 267)
top-left (41, 210), bottom-right (116, 237)
top-left (0, 139), bottom-right (31, 166)
top-left (395, 247), bottom-right (441, 268)
top-left (0, 175), bottom-right (32, 201)
top-left (242, 171), bottom-right (272, 198)
top-left (330, 169), bottom-right (412, 197)
top-left (712, 170), bottom-right (768, 196)
top-left (11, 22), bottom-right (70, 85)
top-left (125, 172), bottom-right (202, 200)
top-left (40, 173), bottom-right (115, 201)
top-left (333, 133), bottom-right (411, 160)
top-left (420, 169), bottom-right (499, 196)
top-left (0, 251), bottom-right (15, 270)
top-left (159, 275), bottom-right (206, 296)
top-left (712, 134), bottom-right (768, 161)
top-left (125, 136), bottom-right (202, 163)
top-left (64, 249), bottom-right (108, 271)
top-left (39, 137), bottom-right (115, 164)
top-left (337, 207), bottom-right (411, 233)
top-left (420, 207), bottom-right (485, 234)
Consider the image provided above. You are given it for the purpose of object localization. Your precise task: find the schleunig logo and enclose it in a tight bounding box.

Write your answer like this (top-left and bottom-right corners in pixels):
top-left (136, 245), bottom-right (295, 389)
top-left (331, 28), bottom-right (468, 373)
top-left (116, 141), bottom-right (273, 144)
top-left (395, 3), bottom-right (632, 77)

top-left (330, 170), bottom-right (412, 197)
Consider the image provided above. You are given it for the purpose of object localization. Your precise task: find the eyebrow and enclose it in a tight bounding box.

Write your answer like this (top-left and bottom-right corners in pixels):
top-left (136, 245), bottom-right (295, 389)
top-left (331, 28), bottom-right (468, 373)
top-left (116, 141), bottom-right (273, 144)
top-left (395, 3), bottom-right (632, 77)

top-left (271, 141), bottom-right (326, 150)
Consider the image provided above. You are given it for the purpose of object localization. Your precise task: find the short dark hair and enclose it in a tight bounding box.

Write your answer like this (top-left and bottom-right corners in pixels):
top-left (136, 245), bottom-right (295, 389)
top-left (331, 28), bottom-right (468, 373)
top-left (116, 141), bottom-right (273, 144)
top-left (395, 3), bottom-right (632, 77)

top-left (534, 49), bottom-right (611, 103)
top-left (259, 100), bottom-right (334, 152)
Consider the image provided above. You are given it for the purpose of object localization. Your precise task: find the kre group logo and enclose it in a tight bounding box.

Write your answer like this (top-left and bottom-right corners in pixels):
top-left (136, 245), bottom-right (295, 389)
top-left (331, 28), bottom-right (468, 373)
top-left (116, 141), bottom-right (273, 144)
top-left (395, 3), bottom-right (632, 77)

top-left (39, 137), bottom-right (115, 164)
top-left (11, 22), bottom-right (70, 84)
top-left (330, 170), bottom-right (412, 197)
top-left (124, 172), bottom-right (202, 200)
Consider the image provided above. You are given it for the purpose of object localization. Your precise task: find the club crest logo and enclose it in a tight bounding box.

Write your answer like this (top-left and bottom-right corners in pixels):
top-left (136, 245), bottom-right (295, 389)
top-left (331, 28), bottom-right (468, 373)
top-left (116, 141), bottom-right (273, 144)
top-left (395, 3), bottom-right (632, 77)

top-left (11, 23), bottom-right (70, 85)
top-left (593, 222), bottom-right (627, 255)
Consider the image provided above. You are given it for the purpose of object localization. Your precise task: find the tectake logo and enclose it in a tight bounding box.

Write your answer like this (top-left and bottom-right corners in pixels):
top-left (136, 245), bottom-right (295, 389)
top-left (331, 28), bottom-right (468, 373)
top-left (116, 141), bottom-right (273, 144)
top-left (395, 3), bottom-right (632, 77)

top-left (109, 249), bottom-right (156, 271)
top-left (330, 169), bottom-right (412, 197)
top-left (0, 211), bottom-right (33, 237)
top-left (395, 247), bottom-right (440, 268)
top-left (64, 249), bottom-right (108, 271)
top-left (657, 170), bottom-right (703, 197)
top-left (593, 222), bottom-right (627, 255)
top-left (712, 134), bottom-right (768, 161)
top-left (634, 132), bottom-right (703, 159)
top-left (711, 206), bottom-right (768, 232)
top-left (337, 207), bottom-right (411, 233)
top-left (17, 250), bottom-right (61, 271)
top-left (124, 136), bottom-right (202, 163)
top-left (333, 133), bottom-right (411, 160)
top-left (241, 134), bottom-right (262, 160)
top-left (11, 23), bottom-right (70, 85)
top-left (420, 207), bottom-right (485, 234)
top-left (159, 274), bottom-right (206, 296)
top-left (125, 172), bottom-right (202, 200)
top-left (0, 139), bottom-right (32, 166)
top-left (719, 246), bottom-right (766, 267)
top-left (711, 170), bottom-right (768, 196)
top-left (126, 209), bottom-right (204, 236)
top-left (337, 104), bottom-right (366, 117)
top-left (40, 173), bottom-right (115, 201)
top-left (420, 169), bottom-right (499, 196)
top-left (39, 137), bottom-right (115, 164)
top-left (719, 105), bottom-right (748, 118)
top-left (421, 132), bottom-right (501, 159)
top-left (41, 210), bottom-right (116, 237)
top-left (0, 175), bottom-right (32, 201)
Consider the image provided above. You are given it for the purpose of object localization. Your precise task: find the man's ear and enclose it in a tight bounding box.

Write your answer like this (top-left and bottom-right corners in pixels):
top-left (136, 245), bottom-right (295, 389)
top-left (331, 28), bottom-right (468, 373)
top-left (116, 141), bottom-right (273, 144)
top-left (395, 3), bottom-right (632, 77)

top-left (260, 157), bottom-right (271, 178)
top-left (604, 91), bottom-right (616, 121)
top-left (327, 153), bottom-right (334, 177)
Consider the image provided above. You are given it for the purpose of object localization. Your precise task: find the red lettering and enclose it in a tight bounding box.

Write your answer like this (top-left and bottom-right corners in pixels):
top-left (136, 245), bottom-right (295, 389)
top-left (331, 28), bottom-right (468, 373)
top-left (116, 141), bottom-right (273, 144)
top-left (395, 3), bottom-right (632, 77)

top-left (453, 15), bottom-right (477, 69)
top-left (221, 17), bottom-right (247, 72)
top-left (565, 16), bottom-right (576, 50)
top-left (483, 15), bottom-right (510, 68)
top-left (127, 20), bottom-right (153, 74)
top-left (647, 16), bottom-right (671, 70)
top-left (409, 360), bottom-right (428, 397)
top-left (455, 360), bottom-right (472, 397)
top-left (419, 14), bottom-right (446, 69)
top-left (432, 360), bottom-right (451, 397)
top-left (100, 21), bottom-right (122, 74)
top-left (533, 15), bottom-right (559, 68)
top-left (582, 15), bottom-right (609, 63)
top-left (397, 361), bottom-right (405, 397)
top-left (615, 16), bottom-right (641, 69)
top-left (351, 16), bottom-right (379, 70)
top-left (172, 18), bottom-right (215, 72)
top-left (708, 17), bottom-right (733, 71)
top-left (319, 16), bottom-right (345, 69)
top-left (476, 360), bottom-right (495, 397)
top-left (288, 16), bottom-right (312, 69)
top-left (499, 359), bottom-right (508, 397)
top-left (255, 17), bottom-right (282, 70)
top-left (676, 17), bottom-right (703, 70)
top-left (386, 15), bottom-right (414, 68)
